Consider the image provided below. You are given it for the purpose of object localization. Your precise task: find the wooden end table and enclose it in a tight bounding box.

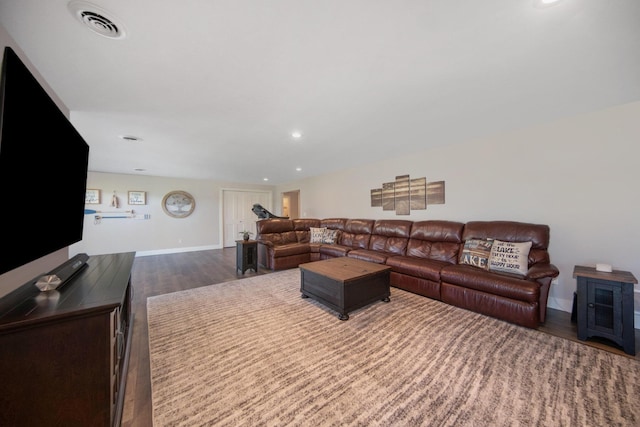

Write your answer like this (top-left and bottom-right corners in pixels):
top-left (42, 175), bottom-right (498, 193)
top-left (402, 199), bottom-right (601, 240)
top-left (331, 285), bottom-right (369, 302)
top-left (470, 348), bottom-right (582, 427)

top-left (573, 265), bottom-right (637, 355)
top-left (236, 240), bottom-right (258, 274)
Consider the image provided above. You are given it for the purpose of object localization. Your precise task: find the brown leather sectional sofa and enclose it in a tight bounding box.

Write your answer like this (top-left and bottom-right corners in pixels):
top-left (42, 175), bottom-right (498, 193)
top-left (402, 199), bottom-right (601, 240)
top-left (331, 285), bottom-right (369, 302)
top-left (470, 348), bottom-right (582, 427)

top-left (255, 218), bottom-right (559, 329)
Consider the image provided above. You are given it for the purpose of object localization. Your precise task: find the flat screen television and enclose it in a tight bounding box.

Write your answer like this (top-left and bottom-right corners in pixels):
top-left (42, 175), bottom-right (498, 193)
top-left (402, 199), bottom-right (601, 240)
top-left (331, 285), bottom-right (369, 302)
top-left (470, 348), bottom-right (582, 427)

top-left (0, 46), bottom-right (90, 276)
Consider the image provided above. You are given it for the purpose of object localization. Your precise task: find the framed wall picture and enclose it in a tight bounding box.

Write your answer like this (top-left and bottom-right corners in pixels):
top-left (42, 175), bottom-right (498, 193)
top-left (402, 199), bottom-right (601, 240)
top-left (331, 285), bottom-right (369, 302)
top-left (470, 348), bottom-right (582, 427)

top-left (427, 181), bottom-right (445, 205)
top-left (410, 177), bottom-right (427, 210)
top-left (394, 175), bottom-right (410, 215)
top-left (85, 189), bottom-right (100, 204)
top-left (128, 191), bottom-right (147, 205)
top-left (162, 190), bottom-right (195, 218)
top-left (382, 182), bottom-right (395, 211)
top-left (370, 175), bottom-right (443, 214)
top-left (370, 188), bottom-right (382, 207)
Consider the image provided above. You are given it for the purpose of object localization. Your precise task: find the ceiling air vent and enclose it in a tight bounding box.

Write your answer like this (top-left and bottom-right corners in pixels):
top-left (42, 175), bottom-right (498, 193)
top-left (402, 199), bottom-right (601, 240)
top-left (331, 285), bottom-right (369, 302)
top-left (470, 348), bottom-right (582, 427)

top-left (68, 1), bottom-right (127, 39)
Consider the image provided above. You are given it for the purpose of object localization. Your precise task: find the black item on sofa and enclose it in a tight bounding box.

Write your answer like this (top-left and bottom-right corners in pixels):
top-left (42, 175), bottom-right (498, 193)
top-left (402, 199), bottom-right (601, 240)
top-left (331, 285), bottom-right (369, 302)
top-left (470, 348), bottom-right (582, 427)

top-left (252, 203), bottom-right (289, 219)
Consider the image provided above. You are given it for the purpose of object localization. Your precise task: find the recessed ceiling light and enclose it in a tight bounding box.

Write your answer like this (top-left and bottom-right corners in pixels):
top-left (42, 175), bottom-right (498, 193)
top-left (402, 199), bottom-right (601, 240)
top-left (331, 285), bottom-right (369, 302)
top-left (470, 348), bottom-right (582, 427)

top-left (296, 167), bottom-right (302, 172)
top-left (291, 131), bottom-right (302, 139)
top-left (533, 0), bottom-right (561, 8)
top-left (263, 178), bottom-right (269, 181)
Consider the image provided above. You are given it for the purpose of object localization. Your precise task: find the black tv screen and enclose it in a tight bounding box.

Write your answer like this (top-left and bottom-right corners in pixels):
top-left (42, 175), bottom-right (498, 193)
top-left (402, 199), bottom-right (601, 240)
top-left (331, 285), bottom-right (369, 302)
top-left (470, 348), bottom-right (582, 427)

top-left (0, 46), bottom-right (89, 276)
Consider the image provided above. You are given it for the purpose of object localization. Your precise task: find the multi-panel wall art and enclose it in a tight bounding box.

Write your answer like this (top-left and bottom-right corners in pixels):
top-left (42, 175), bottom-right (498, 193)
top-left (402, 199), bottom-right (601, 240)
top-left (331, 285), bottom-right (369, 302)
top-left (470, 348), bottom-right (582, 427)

top-left (370, 175), bottom-right (445, 215)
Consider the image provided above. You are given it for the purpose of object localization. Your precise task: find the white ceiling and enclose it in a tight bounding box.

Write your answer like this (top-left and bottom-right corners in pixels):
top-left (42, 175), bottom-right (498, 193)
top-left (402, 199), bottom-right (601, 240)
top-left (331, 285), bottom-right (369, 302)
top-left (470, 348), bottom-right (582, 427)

top-left (1, 0), bottom-right (639, 185)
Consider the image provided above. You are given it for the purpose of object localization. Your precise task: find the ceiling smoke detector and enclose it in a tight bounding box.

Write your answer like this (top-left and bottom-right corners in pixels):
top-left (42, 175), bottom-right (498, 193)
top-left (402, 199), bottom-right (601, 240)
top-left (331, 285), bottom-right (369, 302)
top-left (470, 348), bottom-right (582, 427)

top-left (68, 1), bottom-right (127, 39)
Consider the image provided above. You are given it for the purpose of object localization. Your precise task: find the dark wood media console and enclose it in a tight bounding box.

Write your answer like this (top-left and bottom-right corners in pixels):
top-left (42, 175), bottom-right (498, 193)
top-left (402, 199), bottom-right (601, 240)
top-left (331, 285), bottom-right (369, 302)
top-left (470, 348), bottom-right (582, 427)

top-left (0, 252), bottom-right (136, 427)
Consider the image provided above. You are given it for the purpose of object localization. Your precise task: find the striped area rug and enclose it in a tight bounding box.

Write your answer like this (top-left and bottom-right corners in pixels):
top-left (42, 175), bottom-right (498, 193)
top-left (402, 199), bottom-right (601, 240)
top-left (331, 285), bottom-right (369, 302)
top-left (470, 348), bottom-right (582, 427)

top-left (147, 268), bottom-right (640, 426)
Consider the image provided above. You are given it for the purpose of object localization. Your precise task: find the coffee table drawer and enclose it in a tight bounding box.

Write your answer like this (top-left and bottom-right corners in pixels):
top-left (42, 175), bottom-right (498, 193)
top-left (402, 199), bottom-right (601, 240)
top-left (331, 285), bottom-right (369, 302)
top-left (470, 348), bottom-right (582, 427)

top-left (304, 269), bottom-right (343, 301)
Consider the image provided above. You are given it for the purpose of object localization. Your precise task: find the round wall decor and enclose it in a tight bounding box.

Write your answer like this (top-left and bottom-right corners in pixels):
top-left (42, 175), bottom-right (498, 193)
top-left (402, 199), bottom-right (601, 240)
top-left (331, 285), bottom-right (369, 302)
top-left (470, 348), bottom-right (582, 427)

top-left (162, 190), bottom-right (195, 218)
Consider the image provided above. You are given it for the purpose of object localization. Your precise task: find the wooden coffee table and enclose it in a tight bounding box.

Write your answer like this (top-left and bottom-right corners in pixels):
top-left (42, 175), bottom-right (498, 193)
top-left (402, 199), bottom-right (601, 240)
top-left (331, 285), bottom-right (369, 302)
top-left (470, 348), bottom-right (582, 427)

top-left (299, 257), bottom-right (391, 320)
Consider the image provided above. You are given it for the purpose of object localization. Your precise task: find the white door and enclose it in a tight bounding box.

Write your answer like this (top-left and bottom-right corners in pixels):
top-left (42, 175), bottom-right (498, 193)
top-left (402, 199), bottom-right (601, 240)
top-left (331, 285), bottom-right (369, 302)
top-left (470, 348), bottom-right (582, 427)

top-left (222, 190), bottom-right (272, 247)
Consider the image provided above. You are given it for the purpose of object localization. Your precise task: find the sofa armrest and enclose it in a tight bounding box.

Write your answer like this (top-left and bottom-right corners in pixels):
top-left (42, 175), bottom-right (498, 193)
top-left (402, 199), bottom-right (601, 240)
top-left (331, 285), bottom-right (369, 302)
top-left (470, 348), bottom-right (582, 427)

top-left (526, 263), bottom-right (559, 280)
top-left (256, 239), bottom-right (274, 249)
top-left (256, 239), bottom-right (273, 270)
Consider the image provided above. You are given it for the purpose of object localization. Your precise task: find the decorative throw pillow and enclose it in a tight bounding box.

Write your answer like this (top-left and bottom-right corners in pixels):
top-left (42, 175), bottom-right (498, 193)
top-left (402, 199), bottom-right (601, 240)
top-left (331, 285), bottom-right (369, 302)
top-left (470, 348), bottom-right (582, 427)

top-left (321, 228), bottom-right (339, 244)
top-left (310, 227), bottom-right (326, 243)
top-left (488, 240), bottom-right (532, 276)
top-left (459, 239), bottom-right (494, 270)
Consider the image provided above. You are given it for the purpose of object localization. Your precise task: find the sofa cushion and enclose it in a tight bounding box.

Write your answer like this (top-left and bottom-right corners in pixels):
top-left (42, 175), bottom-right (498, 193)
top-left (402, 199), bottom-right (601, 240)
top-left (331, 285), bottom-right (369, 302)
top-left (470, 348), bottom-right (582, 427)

top-left (256, 218), bottom-right (295, 246)
top-left (257, 218), bottom-right (294, 234)
top-left (310, 227), bottom-right (326, 243)
top-left (319, 244), bottom-right (351, 258)
top-left (367, 219), bottom-right (412, 256)
top-left (385, 256), bottom-right (450, 282)
top-left (271, 243), bottom-right (310, 258)
top-left (347, 249), bottom-right (389, 264)
top-left (488, 240), bottom-right (532, 276)
top-left (320, 218), bottom-right (348, 230)
top-left (281, 231), bottom-right (298, 244)
top-left (407, 221), bottom-right (464, 263)
top-left (341, 219), bottom-right (374, 248)
top-left (293, 219), bottom-right (321, 230)
top-left (459, 239), bottom-right (494, 270)
top-left (292, 219), bottom-right (321, 243)
top-left (440, 264), bottom-right (539, 303)
top-left (309, 243), bottom-right (322, 253)
top-left (463, 221), bottom-right (550, 265)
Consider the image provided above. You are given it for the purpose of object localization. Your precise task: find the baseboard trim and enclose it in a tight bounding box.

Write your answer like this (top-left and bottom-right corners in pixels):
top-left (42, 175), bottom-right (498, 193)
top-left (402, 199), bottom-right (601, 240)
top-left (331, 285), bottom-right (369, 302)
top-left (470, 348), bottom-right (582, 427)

top-left (135, 244), bottom-right (222, 257)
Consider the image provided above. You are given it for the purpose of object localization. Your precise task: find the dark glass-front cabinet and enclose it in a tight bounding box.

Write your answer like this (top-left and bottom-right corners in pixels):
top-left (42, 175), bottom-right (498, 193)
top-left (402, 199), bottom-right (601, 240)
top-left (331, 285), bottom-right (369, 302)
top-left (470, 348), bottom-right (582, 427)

top-left (236, 240), bottom-right (258, 274)
top-left (574, 265), bottom-right (637, 355)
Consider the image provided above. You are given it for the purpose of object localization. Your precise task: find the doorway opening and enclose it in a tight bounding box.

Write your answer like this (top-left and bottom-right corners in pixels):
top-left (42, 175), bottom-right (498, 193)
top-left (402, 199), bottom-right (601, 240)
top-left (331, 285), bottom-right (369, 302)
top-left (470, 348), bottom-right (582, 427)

top-left (281, 190), bottom-right (300, 219)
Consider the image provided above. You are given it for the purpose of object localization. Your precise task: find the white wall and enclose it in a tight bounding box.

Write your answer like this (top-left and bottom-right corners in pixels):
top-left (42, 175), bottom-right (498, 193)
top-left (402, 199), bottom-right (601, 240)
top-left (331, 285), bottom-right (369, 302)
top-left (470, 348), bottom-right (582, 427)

top-left (70, 172), bottom-right (274, 257)
top-left (276, 101), bottom-right (640, 320)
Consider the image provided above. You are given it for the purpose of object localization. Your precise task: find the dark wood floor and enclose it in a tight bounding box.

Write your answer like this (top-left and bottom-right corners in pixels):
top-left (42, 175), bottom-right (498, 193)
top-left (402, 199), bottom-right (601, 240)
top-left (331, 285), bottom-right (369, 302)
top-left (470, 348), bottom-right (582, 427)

top-left (120, 248), bottom-right (640, 427)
